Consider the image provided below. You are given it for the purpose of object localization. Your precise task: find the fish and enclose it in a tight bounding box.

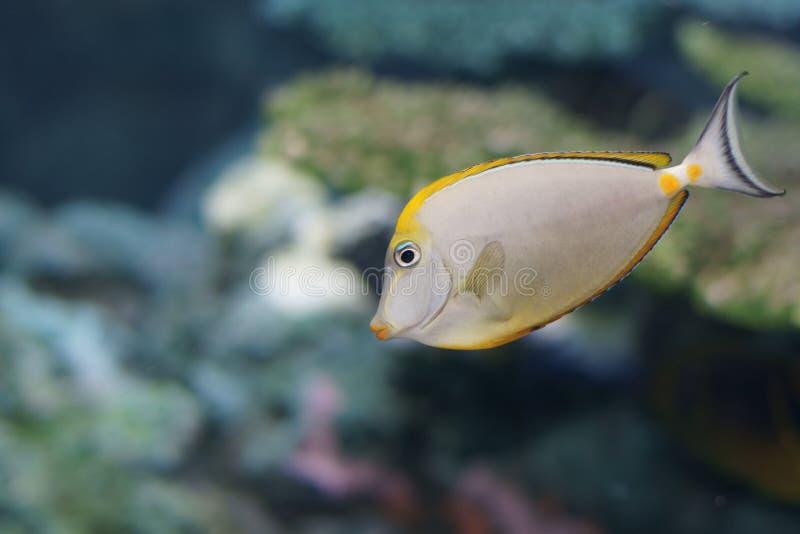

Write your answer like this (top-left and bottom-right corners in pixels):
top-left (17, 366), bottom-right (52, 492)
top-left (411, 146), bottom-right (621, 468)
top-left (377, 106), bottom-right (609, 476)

top-left (370, 73), bottom-right (785, 350)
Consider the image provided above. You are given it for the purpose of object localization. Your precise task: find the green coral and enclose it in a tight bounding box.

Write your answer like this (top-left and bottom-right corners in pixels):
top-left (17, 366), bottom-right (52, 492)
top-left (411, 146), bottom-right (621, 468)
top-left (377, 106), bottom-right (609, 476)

top-left (0, 285), bottom-right (247, 533)
top-left (678, 0), bottom-right (800, 28)
top-left (264, 0), bottom-right (663, 74)
top-left (0, 421), bottom-right (241, 533)
top-left (261, 70), bottom-right (638, 197)
top-left (677, 20), bottom-right (800, 119)
top-left (638, 114), bottom-right (800, 330)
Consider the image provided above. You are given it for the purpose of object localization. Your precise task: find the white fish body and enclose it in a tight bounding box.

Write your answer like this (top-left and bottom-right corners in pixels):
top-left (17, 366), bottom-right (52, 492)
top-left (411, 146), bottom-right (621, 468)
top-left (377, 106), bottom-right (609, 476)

top-left (371, 73), bottom-right (784, 350)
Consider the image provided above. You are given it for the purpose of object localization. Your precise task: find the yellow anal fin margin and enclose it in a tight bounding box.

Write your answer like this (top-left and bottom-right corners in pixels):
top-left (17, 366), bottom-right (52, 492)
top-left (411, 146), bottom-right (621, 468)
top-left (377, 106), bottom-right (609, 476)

top-left (467, 190), bottom-right (689, 350)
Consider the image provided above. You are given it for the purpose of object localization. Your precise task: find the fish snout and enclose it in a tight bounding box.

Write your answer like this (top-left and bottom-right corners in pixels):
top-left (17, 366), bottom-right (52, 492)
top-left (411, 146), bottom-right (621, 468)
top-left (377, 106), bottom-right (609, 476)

top-left (369, 321), bottom-right (392, 341)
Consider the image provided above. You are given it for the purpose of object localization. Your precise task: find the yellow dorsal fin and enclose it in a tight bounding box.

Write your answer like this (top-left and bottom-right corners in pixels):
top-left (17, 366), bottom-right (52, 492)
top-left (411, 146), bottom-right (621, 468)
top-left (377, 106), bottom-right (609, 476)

top-left (396, 151), bottom-right (672, 234)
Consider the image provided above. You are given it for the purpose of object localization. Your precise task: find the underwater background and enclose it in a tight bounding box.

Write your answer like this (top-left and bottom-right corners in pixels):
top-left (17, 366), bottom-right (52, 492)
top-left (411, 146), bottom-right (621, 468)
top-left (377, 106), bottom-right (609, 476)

top-left (1, 1), bottom-right (799, 532)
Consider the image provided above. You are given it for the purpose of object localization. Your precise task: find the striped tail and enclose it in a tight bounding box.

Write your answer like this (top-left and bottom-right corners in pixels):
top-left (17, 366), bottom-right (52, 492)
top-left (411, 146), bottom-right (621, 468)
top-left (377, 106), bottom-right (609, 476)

top-left (668, 72), bottom-right (785, 198)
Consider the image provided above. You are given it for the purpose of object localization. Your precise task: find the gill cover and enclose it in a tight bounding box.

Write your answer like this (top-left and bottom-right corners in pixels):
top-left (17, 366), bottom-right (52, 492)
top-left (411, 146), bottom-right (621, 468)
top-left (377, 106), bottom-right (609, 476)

top-left (373, 242), bottom-right (451, 337)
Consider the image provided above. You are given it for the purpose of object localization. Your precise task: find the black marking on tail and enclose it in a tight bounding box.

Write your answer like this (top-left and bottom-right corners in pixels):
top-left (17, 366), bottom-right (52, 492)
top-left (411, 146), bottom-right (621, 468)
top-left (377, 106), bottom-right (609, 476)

top-left (696, 71), bottom-right (744, 143)
top-left (718, 75), bottom-right (777, 197)
top-left (696, 72), bottom-right (785, 198)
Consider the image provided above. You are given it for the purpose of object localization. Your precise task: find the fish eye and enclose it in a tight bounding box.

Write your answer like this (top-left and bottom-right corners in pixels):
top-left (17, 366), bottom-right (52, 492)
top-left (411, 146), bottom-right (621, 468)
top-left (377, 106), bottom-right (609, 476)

top-left (394, 241), bottom-right (420, 268)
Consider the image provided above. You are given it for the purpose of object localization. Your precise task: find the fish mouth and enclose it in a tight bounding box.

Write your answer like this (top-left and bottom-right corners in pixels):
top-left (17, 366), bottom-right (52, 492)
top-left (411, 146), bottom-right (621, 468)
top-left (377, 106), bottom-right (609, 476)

top-left (369, 256), bottom-right (452, 342)
top-left (370, 305), bottom-right (443, 341)
top-left (369, 322), bottom-right (393, 341)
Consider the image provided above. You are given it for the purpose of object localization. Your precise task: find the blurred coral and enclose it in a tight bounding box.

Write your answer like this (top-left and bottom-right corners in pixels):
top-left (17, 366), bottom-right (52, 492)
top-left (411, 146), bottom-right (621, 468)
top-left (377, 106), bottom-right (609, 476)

top-left (288, 374), bottom-right (419, 521)
top-left (677, 20), bottom-right (800, 119)
top-left (451, 466), bottom-right (602, 534)
top-left (263, 0), bottom-right (663, 74)
top-left (260, 70), bottom-right (635, 197)
top-left (203, 156), bottom-right (325, 244)
top-left (678, 0), bottom-right (800, 28)
top-left (640, 110), bottom-right (800, 329)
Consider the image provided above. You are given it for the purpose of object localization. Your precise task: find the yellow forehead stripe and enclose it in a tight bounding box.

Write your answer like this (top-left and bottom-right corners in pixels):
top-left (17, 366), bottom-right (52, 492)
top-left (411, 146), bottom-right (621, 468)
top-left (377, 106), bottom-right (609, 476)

top-left (687, 164), bottom-right (703, 182)
top-left (659, 173), bottom-right (680, 196)
top-left (395, 151), bottom-right (673, 234)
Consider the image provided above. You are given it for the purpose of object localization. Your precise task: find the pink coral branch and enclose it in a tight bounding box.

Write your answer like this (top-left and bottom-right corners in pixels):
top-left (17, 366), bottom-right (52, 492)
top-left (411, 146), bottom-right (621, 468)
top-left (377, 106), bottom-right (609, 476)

top-left (286, 373), bottom-right (417, 520)
top-left (454, 466), bottom-right (602, 534)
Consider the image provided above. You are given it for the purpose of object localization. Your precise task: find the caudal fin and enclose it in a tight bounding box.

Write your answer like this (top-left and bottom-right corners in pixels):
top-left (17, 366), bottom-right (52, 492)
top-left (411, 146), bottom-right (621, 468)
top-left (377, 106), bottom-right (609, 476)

top-left (677, 72), bottom-right (784, 197)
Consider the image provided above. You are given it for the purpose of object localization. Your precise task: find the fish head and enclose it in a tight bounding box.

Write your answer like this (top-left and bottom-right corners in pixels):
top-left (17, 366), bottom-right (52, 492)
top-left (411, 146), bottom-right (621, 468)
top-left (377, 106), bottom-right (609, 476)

top-left (370, 225), bottom-right (451, 341)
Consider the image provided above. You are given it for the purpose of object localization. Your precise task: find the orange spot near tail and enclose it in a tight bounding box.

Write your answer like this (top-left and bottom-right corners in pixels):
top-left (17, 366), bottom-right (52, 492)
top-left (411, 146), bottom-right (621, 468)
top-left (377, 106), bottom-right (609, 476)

top-left (659, 173), bottom-right (680, 196)
top-left (687, 164), bottom-right (703, 182)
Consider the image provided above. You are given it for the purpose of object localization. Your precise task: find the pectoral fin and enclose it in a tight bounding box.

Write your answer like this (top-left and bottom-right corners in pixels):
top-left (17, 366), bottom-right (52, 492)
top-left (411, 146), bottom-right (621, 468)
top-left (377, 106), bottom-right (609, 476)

top-left (463, 241), bottom-right (506, 299)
